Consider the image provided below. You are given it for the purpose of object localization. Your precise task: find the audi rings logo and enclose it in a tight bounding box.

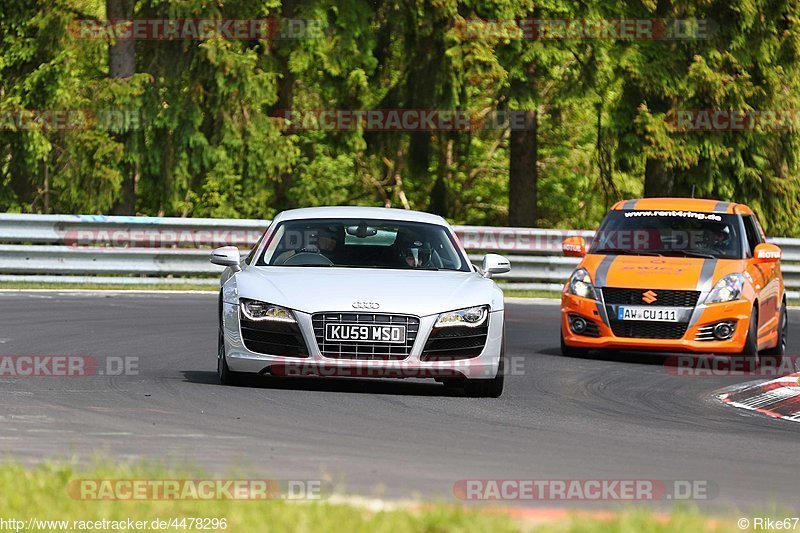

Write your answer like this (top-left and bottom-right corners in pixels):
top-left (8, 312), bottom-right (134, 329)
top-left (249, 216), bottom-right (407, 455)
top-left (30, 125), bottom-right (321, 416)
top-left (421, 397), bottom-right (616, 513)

top-left (352, 301), bottom-right (380, 309)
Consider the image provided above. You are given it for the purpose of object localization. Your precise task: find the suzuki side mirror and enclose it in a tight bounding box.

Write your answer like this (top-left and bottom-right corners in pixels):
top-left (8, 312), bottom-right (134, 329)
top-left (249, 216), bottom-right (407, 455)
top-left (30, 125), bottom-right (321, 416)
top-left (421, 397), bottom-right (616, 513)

top-left (754, 243), bottom-right (781, 263)
top-left (562, 236), bottom-right (587, 257)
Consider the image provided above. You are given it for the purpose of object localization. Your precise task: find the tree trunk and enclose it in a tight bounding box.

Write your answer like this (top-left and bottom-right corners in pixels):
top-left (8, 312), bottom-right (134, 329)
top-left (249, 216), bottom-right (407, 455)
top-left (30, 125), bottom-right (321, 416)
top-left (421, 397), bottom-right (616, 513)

top-left (428, 137), bottom-right (452, 216)
top-left (273, 68), bottom-right (295, 212)
top-left (508, 109), bottom-right (538, 227)
top-left (43, 160), bottom-right (49, 214)
top-left (643, 158), bottom-right (674, 197)
top-left (8, 151), bottom-right (36, 210)
top-left (107, 0), bottom-right (135, 78)
top-left (271, 0), bottom-right (296, 212)
top-left (159, 131), bottom-right (174, 216)
top-left (107, 0), bottom-right (136, 215)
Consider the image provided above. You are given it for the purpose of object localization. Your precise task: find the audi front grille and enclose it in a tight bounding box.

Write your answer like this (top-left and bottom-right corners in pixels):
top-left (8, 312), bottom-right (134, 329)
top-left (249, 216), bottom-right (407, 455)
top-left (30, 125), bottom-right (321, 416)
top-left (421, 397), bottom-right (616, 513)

top-left (311, 313), bottom-right (420, 360)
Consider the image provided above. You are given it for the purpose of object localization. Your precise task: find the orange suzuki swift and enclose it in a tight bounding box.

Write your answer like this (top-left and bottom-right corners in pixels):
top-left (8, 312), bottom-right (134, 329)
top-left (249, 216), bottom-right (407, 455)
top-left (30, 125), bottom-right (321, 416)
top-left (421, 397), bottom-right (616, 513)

top-left (560, 198), bottom-right (786, 364)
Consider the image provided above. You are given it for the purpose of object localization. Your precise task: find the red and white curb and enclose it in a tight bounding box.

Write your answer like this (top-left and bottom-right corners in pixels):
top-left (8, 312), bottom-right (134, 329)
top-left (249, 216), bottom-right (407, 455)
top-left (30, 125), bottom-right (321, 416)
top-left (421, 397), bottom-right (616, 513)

top-left (718, 373), bottom-right (800, 422)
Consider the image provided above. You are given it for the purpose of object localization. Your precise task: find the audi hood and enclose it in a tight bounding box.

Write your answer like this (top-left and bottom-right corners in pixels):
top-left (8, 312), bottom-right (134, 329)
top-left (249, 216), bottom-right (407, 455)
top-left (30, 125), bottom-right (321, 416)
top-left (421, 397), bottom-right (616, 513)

top-left (224, 266), bottom-right (504, 316)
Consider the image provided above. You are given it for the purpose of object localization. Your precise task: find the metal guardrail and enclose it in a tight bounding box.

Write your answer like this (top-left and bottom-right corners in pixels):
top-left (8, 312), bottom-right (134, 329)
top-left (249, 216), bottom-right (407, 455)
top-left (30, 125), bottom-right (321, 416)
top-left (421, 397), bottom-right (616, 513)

top-left (0, 213), bottom-right (264, 246)
top-left (0, 213), bottom-right (798, 298)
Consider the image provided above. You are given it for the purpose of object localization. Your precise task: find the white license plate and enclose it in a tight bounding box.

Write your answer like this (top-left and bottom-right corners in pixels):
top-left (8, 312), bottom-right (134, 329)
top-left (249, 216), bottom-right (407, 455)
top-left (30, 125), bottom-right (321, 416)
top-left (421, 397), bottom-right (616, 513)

top-left (617, 306), bottom-right (679, 322)
top-left (325, 323), bottom-right (406, 344)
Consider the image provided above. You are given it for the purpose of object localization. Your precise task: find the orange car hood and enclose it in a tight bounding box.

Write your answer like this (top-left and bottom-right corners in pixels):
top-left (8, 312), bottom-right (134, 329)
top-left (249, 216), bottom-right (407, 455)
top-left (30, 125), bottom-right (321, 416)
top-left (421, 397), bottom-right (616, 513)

top-left (584, 254), bottom-right (743, 291)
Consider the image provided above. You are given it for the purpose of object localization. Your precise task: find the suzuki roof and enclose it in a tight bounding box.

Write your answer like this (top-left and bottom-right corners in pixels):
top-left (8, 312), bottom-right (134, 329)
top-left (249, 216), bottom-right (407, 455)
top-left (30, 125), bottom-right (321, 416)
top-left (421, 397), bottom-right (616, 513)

top-left (610, 198), bottom-right (754, 215)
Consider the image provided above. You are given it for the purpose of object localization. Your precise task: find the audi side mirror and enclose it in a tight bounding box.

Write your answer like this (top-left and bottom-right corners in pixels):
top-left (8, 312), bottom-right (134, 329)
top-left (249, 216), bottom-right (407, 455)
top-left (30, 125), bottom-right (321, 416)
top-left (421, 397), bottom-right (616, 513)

top-left (211, 246), bottom-right (242, 271)
top-left (482, 254), bottom-right (511, 278)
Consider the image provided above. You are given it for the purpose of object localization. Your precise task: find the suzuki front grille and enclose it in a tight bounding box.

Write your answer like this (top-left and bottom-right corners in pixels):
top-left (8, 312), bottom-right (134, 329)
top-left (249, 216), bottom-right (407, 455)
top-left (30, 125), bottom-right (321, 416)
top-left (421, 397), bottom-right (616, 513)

top-left (601, 288), bottom-right (700, 307)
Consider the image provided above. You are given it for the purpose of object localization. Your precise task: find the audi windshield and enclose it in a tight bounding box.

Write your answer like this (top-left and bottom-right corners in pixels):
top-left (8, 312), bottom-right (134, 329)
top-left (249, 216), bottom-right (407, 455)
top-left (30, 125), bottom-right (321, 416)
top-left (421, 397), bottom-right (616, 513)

top-left (589, 210), bottom-right (743, 259)
top-left (258, 219), bottom-right (470, 271)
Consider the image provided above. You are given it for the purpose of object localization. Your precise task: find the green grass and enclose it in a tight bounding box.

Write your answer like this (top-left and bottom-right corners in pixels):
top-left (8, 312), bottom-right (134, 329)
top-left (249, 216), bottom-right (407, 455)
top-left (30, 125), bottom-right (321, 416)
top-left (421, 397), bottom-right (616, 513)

top-left (0, 462), bottom-right (750, 532)
top-left (502, 289), bottom-right (561, 299)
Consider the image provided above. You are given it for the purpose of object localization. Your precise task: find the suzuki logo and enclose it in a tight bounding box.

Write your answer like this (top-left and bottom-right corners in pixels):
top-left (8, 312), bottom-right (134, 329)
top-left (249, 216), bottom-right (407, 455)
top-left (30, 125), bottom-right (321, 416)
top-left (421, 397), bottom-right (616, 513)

top-left (642, 290), bottom-right (658, 304)
top-left (352, 301), bottom-right (380, 309)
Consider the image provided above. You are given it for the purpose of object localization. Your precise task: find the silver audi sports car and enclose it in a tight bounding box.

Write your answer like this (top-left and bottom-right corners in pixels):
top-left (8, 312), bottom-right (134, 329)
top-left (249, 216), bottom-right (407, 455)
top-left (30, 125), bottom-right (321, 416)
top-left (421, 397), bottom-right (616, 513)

top-left (211, 206), bottom-right (511, 397)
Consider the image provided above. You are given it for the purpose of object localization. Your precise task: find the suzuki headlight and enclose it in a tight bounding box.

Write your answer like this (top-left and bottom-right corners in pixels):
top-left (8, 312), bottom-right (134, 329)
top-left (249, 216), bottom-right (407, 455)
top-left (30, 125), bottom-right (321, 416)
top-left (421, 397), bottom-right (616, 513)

top-left (240, 298), bottom-right (296, 322)
top-left (568, 268), bottom-right (597, 300)
top-left (705, 274), bottom-right (745, 304)
top-left (435, 306), bottom-right (489, 328)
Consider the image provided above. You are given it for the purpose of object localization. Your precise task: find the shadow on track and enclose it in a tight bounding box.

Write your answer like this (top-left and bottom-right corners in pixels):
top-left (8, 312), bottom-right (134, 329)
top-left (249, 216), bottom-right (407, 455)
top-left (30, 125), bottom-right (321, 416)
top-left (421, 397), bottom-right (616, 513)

top-left (542, 346), bottom-right (785, 375)
top-left (181, 370), bottom-right (471, 397)
top-left (540, 346), bottom-right (673, 367)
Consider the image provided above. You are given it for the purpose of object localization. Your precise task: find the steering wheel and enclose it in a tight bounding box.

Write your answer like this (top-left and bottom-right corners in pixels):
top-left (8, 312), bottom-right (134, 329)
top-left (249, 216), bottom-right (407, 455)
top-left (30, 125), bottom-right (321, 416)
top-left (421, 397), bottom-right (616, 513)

top-left (283, 252), bottom-right (334, 266)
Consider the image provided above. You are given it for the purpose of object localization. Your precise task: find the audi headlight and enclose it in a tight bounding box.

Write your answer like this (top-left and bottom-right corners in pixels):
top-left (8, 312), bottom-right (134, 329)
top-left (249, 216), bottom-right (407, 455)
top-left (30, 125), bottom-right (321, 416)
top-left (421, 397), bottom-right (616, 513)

top-left (434, 306), bottom-right (489, 328)
top-left (239, 298), bottom-right (296, 322)
top-left (568, 268), bottom-right (597, 300)
top-left (705, 274), bottom-right (745, 304)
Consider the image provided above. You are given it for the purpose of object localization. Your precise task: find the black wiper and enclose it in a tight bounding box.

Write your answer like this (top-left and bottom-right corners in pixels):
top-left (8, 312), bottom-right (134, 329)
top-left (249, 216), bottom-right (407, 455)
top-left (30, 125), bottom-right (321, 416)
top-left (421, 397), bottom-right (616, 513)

top-left (657, 250), bottom-right (717, 259)
top-left (592, 248), bottom-right (663, 257)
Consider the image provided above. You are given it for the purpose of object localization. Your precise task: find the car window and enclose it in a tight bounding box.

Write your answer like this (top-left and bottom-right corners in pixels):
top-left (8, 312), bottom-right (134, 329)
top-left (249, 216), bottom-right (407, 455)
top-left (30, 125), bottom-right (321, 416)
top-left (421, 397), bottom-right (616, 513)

top-left (244, 224), bottom-right (269, 265)
top-left (742, 215), bottom-right (763, 257)
top-left (257, 219), bottom-right (469, 271)
top-left (589, 210), bottom-right (743, 259)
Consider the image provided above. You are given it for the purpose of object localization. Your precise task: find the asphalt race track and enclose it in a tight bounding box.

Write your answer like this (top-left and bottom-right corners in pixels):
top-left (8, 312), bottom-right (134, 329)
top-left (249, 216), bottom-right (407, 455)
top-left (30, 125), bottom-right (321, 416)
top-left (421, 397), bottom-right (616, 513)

top-left (1, 291), bottom-right (798, 511)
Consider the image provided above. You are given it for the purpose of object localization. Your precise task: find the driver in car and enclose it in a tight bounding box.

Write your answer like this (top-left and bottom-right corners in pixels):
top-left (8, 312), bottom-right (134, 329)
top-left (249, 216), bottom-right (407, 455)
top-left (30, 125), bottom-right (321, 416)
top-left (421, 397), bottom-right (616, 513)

top-left (705, 224), bottom-right (734, 255)
top-left (399, 235), bottom-right (439, 269)
top-left (274, 226), bottom-right (342, 265)
top-left (317, 230), bottom-right (338, 253)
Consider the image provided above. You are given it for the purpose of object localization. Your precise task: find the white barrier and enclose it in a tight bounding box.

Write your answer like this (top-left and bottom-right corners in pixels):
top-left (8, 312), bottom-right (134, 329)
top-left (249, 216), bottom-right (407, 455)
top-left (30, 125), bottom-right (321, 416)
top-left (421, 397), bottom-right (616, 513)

top-left (0, 213), bottom-right (797, 298)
